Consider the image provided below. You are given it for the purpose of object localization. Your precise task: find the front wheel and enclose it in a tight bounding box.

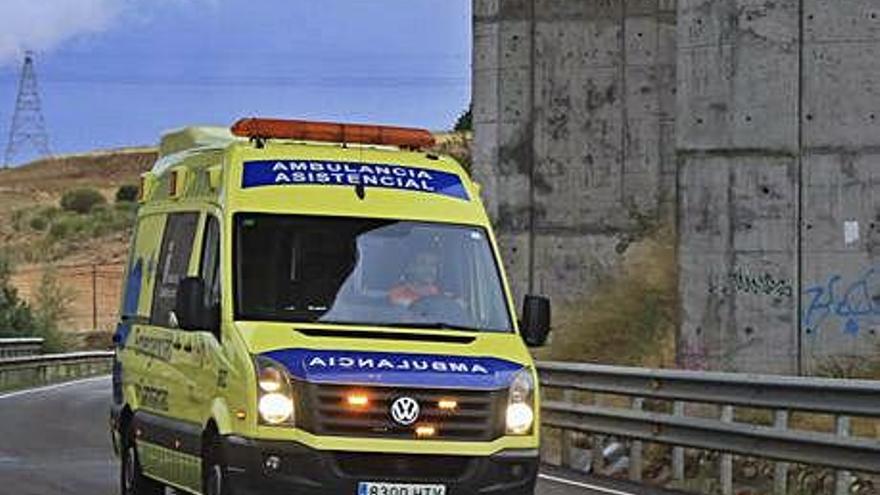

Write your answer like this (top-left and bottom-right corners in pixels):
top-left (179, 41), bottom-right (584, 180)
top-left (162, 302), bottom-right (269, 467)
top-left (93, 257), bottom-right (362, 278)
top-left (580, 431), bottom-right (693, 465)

top-left (120, 429), bottom-right (164, 495)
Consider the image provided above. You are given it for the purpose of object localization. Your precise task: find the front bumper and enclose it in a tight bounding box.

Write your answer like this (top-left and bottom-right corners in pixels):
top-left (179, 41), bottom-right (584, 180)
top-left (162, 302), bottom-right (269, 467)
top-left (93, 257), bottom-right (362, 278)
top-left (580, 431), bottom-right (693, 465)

top-left (222, 435), bottom-right (538, 495)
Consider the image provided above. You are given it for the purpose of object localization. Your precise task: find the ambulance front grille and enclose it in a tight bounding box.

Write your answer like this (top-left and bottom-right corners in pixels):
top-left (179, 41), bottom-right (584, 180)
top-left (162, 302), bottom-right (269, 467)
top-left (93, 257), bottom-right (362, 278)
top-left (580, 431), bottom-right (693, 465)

top-left (299, 383), bottom-right (505, 441)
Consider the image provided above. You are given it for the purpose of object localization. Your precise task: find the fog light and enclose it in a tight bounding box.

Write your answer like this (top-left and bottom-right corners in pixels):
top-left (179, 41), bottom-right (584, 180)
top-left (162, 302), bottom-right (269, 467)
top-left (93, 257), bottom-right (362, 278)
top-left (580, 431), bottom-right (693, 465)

top-left (347, 393), bottom-right (369, 408)
top-left (438, 399), bottom-right (457, 410)
top-left (415, 425), bottom-right (437, 437)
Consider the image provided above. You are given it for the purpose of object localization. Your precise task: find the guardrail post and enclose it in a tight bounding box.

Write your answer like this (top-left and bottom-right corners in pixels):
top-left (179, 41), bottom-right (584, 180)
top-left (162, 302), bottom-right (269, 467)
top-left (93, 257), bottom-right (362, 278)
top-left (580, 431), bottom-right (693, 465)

top-left (835, 416), bottom-right (852, 495)
top-left (91, 263), bottom-right (98, 331)
top-left (629, 398), bottom-right (644, 482)
top-left (773, 410), bottom-right (789, 495)
top-left (561, 389), bottom-right (575, 469)
top-left (672, 401), bottom-right (685, 481)
top-left (720, 405), bottom-right (734, 495)
top-left (591, 435), bottom-right (605, 474)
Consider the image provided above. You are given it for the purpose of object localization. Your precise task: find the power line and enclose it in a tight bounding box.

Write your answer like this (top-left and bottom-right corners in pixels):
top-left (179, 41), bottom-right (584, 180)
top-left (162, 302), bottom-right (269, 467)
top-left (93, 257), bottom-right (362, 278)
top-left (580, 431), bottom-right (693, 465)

top-left (28, 74), bottom-right (469, 90)
top-left (4, 51), bottom-right (52, 167)
top-left (52, 50), bottom-right (470, 61)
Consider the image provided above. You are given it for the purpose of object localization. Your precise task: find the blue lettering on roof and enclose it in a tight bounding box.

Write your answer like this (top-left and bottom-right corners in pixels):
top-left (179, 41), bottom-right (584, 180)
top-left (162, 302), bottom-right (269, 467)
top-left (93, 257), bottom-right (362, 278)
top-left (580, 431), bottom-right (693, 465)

top-left (241, 160), bottom-right (469, 201)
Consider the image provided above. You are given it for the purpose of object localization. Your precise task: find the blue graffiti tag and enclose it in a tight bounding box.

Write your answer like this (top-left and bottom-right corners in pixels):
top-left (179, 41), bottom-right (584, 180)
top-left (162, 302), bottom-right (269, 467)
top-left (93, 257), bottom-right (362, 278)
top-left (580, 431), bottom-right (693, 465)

top-left (803, 267), bottom-right (880, 336)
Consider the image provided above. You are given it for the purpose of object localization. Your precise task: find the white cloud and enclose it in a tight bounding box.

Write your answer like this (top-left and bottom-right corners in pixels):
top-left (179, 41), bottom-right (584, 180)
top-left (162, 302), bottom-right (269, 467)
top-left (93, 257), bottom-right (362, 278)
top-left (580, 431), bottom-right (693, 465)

top-left (0, 0), bottom-right (217, 68)
top-left (0, 0), bottom-right (123, 67)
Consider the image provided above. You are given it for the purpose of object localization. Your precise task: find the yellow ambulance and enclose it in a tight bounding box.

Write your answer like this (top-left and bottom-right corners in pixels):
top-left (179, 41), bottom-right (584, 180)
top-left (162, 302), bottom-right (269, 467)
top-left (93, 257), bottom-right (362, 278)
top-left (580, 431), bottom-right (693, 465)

top-left (109, 118), bottom-right (551, 495)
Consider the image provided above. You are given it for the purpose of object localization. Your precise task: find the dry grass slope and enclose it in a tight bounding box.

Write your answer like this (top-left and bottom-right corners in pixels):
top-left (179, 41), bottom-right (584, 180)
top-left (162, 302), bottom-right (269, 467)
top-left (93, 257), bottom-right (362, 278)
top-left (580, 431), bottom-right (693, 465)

top-left (535, 225), bottom-right (678, 368)
top-left (0, 147), bottom-right (157, 264)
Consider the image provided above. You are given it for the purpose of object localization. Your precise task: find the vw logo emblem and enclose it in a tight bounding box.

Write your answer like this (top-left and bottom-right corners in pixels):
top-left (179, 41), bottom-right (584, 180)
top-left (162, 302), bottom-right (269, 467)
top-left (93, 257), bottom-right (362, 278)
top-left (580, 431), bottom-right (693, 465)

top-left (389, 397), bottom-right (420, 426)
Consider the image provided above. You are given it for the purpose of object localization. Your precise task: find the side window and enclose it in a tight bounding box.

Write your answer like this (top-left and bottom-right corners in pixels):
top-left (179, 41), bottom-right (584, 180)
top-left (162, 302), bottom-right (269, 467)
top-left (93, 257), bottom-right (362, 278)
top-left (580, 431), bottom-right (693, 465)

top-left (120, 224), bottom-right (141, 319)
top-left (151, 212), bottom-right (199, 327)
top-left (200, 215), bottom-right (221, 311)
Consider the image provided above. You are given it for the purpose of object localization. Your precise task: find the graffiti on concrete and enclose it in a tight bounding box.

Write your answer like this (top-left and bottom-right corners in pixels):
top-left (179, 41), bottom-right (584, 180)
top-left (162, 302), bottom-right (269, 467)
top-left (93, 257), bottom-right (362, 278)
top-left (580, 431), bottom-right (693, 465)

top-left (803, 266), bottom-right (880, 337)
top-left (708, 267), bottom-right (793, 298)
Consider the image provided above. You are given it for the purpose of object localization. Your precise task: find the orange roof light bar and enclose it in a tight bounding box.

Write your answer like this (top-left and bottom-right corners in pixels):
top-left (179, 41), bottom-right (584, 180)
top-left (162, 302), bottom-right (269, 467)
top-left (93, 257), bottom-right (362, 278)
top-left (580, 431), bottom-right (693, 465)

top-left (231, 118), bottom-right (436, 149)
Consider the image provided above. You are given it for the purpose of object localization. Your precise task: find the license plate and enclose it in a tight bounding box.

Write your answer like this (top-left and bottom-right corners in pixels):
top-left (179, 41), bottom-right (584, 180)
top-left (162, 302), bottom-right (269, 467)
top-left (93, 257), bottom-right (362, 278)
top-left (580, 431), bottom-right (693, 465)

top-left (357, 482), bottom-right (446, 495)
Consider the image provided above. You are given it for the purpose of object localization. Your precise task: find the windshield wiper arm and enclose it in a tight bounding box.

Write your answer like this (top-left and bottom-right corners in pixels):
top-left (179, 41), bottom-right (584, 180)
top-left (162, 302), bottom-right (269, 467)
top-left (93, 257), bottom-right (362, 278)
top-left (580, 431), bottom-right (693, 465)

top-left (314, 320), bottom-right (478, 332)
top-left (382, 322), bottom-right (478, 332)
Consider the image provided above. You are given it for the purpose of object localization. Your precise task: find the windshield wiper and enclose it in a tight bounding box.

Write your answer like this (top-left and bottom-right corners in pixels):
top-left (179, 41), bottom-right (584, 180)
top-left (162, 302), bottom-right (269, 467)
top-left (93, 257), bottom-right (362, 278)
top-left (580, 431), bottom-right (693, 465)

top-left (316, 320), bottom-right (478, 332)
top-left (381, 322), bottom-right (479, 332)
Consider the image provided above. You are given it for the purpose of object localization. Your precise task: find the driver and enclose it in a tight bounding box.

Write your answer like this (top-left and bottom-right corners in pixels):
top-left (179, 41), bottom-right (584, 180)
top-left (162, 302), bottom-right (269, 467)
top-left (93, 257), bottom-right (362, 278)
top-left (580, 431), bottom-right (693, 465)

top-left (389, 251), bottom-right (442, 307)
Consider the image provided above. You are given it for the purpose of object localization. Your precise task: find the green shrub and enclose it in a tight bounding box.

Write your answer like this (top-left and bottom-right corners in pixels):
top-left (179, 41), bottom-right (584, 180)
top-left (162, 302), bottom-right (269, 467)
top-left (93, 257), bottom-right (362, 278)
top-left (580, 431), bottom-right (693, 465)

top-left (60, 188), bottom-right (106, 214)
top-left (29, 215), bottom-right (48, 231)
top-left (114, 201), bottom-right (138, 213)
top-left (31, 267), bottom-right (73, 352)
top-left (115, 184), bottom-right (139, 203)
top-left (48, 213), bottom-right (90, 240)
top-left (10, 209), bottom-right (25, 232)
top-left (46, 205), bottom-right (136, 243)
top-left (37, 206), bottom-right (62, 219)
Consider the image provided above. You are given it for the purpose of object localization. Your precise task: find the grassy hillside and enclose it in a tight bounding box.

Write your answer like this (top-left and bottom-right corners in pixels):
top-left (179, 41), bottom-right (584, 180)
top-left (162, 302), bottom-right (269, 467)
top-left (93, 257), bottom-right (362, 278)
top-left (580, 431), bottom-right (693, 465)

top-left (0, 147), bottom-right (157, 265)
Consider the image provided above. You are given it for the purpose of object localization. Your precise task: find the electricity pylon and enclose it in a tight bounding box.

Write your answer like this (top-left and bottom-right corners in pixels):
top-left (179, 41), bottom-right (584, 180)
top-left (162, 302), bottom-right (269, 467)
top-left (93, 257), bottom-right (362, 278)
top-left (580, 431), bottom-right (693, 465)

top-left (4, 51), bottom-right (52, 168)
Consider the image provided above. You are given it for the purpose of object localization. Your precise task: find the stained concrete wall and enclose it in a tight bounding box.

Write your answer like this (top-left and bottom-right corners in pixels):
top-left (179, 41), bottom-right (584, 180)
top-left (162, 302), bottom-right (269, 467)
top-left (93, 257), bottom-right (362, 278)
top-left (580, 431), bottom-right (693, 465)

top-left (676, 0), bottom-right (801, 374)
top-left (800, 1), bottom-right (880, 373)
top-left (472, 0), bottom-right (678, 305)
top-left (474, 0), bottom-right (880, 375)
top-left (678, 0), bottom-right (880, 374)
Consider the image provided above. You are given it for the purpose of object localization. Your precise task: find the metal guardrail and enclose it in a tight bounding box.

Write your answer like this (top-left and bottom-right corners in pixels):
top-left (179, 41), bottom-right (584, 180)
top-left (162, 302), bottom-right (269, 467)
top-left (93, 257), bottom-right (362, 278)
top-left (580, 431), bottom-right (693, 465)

top-left (3, 352), bottom-right (877, 493)
top-left (0, 337), bottom-right (44, 359)
top-left (0, 351), bottom-right (114, 392)
top-left (537, 361), bottom-right (880, 495)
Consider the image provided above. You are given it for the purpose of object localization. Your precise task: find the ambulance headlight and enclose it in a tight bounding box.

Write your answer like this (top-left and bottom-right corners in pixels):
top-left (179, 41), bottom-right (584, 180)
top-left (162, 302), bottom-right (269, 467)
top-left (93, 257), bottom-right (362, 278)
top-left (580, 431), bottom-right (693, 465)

top-left (255, 357), bottom-right (295, 425)
top-left (506, 368), bottom-right (535, 435)
top-left (258, 393), bottom-right (294, 425)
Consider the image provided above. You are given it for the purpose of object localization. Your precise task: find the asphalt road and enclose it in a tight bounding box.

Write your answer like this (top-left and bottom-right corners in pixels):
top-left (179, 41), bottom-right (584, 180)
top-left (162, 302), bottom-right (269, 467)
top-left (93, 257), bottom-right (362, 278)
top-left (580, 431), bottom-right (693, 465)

top-left (0, 377), bottom-right (657, 495)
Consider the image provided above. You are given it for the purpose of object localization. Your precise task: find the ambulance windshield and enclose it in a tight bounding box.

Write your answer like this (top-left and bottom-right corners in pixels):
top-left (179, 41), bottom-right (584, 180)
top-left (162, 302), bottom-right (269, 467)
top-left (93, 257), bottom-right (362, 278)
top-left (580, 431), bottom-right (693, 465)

top-left (234, 213), bottom-right (512, 332)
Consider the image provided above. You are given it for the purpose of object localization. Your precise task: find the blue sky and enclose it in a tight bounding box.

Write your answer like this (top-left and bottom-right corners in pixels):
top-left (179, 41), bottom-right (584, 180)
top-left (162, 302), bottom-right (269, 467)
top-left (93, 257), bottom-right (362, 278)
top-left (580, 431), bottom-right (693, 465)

top-left (0, 0), bottom-right (471, 165)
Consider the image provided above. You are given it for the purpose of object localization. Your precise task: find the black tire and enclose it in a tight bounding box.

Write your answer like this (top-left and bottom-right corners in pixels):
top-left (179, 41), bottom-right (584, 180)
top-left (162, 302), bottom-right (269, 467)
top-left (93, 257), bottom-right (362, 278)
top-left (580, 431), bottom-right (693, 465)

top-left (120, 425), bottom-right (164, 495)
top-left (203, 434), bottom-right (232, 495)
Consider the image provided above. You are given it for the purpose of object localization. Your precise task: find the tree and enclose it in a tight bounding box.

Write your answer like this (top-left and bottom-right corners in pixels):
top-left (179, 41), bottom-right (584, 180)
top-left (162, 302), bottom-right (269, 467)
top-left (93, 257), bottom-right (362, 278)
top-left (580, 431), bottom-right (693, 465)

top-left (32, 267), bottom-right (73, 352)
top-left (0, 255), bottom-right (36, 337)
top-left (115, 184), bottom-right (139, 203)
top-left (453, 105), bottom-right (472, 132)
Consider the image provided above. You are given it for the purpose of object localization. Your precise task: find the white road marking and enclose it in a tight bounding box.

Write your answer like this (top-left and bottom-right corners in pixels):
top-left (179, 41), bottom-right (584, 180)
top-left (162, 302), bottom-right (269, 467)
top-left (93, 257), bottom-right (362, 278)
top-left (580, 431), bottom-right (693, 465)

top-left (539, 473), bottom-right (638, 495)
top-left (0, 375), bottom-right (109, 400)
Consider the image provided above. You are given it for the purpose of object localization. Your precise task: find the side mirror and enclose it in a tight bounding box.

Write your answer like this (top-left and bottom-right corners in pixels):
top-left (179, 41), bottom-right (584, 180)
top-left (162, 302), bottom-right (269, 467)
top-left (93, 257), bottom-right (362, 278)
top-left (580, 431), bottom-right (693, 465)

top-left (175, 277), bottom-right (206, 331)
top-left (520, 295), bottom-right (551, 347)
